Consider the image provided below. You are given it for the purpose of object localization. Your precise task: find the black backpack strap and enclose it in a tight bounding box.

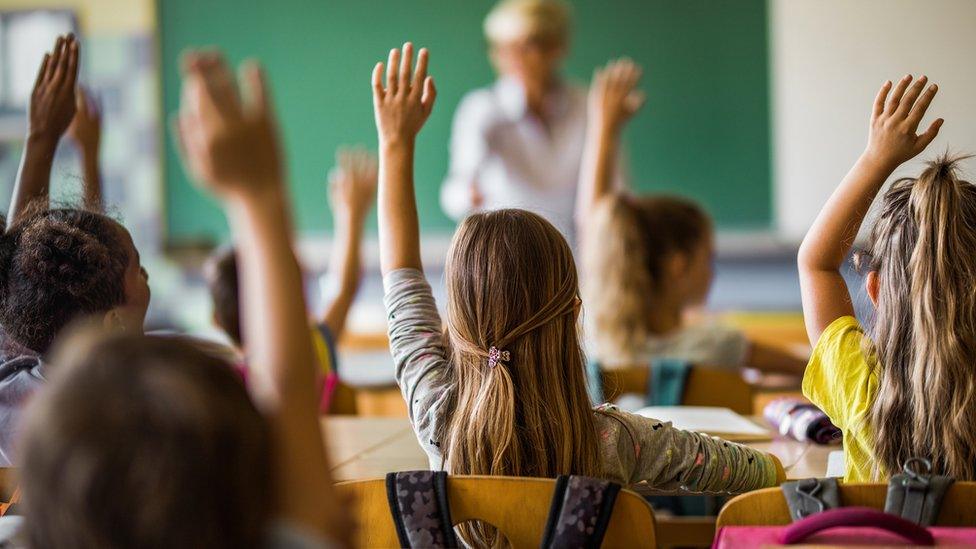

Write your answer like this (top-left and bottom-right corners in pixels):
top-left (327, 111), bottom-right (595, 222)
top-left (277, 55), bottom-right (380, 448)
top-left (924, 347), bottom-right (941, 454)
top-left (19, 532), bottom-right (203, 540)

top-left (386, 470), bottom-right (458, 548)
top-left (884, 457), bottom-right (954, 526)
top-left (781, 478), bottom-right (841, 521)
top-left (540, 475), bottom-right (621, 549)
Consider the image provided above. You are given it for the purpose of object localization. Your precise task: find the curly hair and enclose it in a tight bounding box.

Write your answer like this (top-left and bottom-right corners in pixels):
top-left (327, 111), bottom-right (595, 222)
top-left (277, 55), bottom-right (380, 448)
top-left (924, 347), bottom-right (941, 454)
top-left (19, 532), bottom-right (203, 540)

top-left (0, 207), bottom-right (129, 354)
top-left (582, 193), bottom-right (711, 366)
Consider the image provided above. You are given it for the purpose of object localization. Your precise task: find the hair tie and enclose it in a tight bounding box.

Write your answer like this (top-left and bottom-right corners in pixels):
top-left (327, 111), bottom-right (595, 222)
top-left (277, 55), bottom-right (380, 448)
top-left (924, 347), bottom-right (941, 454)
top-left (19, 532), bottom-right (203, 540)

top-left (487, 346), bottom-right (510, 369)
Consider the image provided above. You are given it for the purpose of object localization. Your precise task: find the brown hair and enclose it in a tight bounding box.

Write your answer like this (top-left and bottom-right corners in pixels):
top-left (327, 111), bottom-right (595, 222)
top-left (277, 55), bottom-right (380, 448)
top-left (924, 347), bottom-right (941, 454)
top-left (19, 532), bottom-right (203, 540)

top-left (861, 155), bottom-right (976, 479)
top-left (443, 209), bottom-right (599, 545)
top-left (0, 207), bottom-right (129, 353)
top-left (19, 332), bottom-right (272, 548)
top-left (582, 193), bottom-right (711, 364)
top-left (205, 246), bottom-right (242, 346)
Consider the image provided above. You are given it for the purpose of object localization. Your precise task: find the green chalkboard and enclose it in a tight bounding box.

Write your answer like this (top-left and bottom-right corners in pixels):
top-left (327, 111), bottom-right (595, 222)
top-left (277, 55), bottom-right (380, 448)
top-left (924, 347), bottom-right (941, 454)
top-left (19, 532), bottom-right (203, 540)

top-left (160, 0), bottom-right (770, 245)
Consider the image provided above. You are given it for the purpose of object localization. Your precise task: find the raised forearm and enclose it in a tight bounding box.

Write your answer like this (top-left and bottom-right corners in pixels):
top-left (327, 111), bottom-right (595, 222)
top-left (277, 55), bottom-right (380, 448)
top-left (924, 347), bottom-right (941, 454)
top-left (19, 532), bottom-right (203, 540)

top-left (81, 147), bottom-right (102, 210)
top-left (577, 123), bottom-right (619, 221)
top-left (322, 211), bottom-right (365, 337)
top-left (10, 134), bottom-right (58, 223)
top-left (378, 141), bottom-right (422, 274)
top-left (227, 187), bottom-right (318, 406)
top-left (798, 153), bottom-right (894, 273)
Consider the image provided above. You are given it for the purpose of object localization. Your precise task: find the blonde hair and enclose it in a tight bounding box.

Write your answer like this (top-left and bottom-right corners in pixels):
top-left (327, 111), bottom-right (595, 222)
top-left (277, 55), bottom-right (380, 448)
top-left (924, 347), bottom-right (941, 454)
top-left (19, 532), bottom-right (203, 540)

top-left (582, 193), bottom-right (711, 366)
top-left (483, 0), bottom-right (571, 46)
top-left (862, 155), bottom-right (976, 479)
top-left (443, 209), bottom-right (600, 545)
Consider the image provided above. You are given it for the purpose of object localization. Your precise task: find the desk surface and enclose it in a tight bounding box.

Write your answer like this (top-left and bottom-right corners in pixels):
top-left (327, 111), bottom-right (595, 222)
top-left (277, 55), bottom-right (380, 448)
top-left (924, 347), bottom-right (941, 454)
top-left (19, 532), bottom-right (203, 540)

top-left (322, 416), bottom-right (836, 485)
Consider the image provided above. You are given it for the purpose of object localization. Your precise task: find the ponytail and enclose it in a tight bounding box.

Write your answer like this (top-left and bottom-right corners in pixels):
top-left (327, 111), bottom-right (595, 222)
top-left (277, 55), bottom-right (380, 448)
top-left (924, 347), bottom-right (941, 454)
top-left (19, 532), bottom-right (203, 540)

top-left (868, 154), bottom-right (976, 479)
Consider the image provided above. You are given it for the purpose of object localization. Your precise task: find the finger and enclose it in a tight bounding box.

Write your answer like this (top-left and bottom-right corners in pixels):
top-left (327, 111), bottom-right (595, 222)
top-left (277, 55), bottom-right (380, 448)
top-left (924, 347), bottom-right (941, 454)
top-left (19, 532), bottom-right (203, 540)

top-left (906, 83), bottom-right (939, 130)
top-left (49, 36), bottom-right (68, 86)
top-left (399, 42), bottom-right (413, 93)
top-left (914, 118), bottom-right (944, 154)
top-left (240, 59), bottom-right (273, 119)
top-left (421, 76), bottom-right (437, 115)
top-left (371, 62), bottom-right (385, 99)
top-left (885, 74), bottom-right (912, 114)
top-left (33, 54), bottom-right (50, 91)
top-left (872, 80), bottom-right (891, 119)
top-left (64, 37), bottom-right (80, 91)
top-left (198, 53), bottom-right (242, 119)
top-left (412, 47), bottom-right (429, 93)
top-left (386, 48), bottom-right (400, 95)
top-left (45, 36), bottom-right (64, 82)
top-left (895, 75), bottom-right (927, 119)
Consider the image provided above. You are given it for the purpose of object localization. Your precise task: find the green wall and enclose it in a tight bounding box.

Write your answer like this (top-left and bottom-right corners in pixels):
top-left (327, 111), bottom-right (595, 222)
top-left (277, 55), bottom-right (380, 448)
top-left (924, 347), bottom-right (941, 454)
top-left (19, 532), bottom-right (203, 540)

top-left (160, 0), bottom-right (770, 245)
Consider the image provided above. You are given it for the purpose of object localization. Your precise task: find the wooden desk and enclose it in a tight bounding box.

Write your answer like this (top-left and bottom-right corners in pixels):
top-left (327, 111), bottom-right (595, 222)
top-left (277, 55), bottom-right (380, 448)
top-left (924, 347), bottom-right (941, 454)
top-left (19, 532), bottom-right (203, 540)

top-left (321, 417), bottom-right (836, 484)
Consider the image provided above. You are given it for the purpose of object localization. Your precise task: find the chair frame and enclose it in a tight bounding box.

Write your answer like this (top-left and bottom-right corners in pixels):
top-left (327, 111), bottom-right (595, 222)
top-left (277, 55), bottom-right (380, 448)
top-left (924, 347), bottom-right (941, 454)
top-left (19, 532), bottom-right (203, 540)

top-left (336, 474), bottom-right (657, 548)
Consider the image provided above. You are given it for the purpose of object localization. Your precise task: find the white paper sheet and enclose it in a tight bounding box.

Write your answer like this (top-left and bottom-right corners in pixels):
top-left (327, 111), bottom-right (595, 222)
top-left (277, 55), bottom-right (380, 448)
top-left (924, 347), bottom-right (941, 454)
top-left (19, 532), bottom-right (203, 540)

top-left (635, 406), bottom-right (770, 439)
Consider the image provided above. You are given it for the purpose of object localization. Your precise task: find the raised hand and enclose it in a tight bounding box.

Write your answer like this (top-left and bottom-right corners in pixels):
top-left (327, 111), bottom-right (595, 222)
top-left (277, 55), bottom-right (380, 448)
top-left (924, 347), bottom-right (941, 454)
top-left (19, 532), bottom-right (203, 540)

top-left (864, 75), bottom-right (943, 169)
top-left (175, 51), bottom-right (282, 200)
top-left (589, 58), bottom-right (644, 133)
top-left (68, 86), bottom-right (102, 155)
top-left (28, 34), bottom-right (79, 143)
top-left (372, 42), bottom-right (437, 145)
top-left (328, 146), bottom-right (377, 223)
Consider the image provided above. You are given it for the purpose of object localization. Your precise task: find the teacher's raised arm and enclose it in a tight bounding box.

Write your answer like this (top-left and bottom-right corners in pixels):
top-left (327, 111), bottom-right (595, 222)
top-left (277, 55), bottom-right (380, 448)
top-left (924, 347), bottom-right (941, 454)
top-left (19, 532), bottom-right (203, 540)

top-left (440, 0), bottom-right (625, 241)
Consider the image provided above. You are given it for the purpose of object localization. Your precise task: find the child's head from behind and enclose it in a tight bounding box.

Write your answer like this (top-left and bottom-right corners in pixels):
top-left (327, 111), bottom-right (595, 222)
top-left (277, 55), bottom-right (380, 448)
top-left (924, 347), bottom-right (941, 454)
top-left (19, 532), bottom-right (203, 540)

top-left (19, 332), bottom-right (271, 549)
top-left (0, 207), bottom-right (149, 354)
top-left (583, 194), bottom-right (713, 362)
top-left (860, 156), bottom-right (976, 479)
top-left (443, 209), bottom-right (599, 479)
top-left (205, 246), bottom-right (242, 347)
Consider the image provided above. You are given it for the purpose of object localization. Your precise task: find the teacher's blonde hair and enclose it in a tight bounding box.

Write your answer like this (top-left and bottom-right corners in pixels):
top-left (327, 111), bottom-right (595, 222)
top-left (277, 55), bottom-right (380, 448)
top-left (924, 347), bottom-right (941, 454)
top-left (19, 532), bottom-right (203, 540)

top-left (484, 0), bottom-right (571, 47)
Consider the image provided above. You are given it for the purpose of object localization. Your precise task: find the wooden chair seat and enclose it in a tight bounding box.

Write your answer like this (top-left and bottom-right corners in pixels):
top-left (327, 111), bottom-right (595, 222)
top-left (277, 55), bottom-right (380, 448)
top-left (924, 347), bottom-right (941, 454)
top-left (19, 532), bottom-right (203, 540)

top-left (336, 474), bottom-right (657, 548)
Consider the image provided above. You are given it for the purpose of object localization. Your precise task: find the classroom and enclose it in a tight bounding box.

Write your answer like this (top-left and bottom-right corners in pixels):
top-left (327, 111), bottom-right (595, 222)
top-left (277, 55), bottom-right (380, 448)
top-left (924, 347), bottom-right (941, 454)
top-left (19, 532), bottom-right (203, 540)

top-left (0, 0), bottom-right (974, 547)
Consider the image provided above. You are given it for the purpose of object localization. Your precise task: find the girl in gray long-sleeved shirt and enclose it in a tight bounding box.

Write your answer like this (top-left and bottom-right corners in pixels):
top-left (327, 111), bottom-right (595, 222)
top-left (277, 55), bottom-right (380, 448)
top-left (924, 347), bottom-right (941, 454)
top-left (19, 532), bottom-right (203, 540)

top-left (385, 267), bottom-right (781, 492)
top-left (371, 44), bottom-right (782, 500)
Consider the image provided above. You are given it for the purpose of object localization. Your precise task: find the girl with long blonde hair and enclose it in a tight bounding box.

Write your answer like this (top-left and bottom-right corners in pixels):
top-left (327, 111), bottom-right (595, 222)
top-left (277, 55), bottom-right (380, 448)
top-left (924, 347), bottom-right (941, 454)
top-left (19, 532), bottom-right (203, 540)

top-left (371, 42), bottom-right (783, 543)
top-left (798, 74), bottom-right (972, 481)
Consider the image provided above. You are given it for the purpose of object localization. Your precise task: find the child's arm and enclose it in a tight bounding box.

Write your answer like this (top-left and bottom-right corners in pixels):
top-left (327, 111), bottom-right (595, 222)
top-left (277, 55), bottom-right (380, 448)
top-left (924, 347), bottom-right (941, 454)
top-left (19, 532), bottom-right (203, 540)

top-left (576, 58), bottom-right (644, 233)
top-left (373, 42), bottom-right (436, 275)
top-left (321, 147), bottom-right (376, 339)
top-left (68, 86), bottom-right (103, 209)
top-left (175, 51), bottom-right (348, 544)
top-left (9, 35), bottom-right (79, 224)
top-left (798, 75), bottom-right (941, 344)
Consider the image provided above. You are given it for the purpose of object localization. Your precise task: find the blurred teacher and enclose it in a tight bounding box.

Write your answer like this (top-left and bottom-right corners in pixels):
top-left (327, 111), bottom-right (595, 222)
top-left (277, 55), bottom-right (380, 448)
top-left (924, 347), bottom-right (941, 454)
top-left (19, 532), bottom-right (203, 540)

top-left (440, 0), bottom-right (622, 240)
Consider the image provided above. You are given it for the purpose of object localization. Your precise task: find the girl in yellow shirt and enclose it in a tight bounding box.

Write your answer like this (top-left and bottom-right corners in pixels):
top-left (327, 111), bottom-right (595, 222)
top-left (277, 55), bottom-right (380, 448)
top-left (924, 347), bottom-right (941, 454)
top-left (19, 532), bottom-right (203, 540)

top-left (798, 74), bottom-right (976, 481)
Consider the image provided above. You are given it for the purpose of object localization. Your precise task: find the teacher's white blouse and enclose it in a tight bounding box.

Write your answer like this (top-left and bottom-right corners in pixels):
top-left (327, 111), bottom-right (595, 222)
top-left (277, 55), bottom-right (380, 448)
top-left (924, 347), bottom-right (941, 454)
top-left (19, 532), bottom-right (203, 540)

top-left (440, 77), bottom-right (624, 241)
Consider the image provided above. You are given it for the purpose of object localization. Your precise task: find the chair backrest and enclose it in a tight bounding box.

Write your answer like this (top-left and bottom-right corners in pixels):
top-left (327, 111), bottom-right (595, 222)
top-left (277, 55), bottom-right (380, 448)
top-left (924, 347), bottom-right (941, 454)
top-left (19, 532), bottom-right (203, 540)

top-left (336, 475), bottom-right (657, 548)
top-left (717, 482), bottom-right (976, 528)
top-left (601, 365), bottom-right (754, 414)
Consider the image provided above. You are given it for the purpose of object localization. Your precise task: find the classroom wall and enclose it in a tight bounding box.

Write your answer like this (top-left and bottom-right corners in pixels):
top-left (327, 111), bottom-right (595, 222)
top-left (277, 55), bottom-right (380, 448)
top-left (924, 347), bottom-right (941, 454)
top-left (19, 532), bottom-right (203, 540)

top-left (771, 0), bottom-right (976, 242)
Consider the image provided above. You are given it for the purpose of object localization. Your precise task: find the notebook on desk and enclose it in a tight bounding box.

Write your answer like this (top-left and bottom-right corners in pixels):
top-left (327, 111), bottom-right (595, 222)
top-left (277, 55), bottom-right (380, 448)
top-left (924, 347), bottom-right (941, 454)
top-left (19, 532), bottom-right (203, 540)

top-left (635, 406), bottom-right (772, 442)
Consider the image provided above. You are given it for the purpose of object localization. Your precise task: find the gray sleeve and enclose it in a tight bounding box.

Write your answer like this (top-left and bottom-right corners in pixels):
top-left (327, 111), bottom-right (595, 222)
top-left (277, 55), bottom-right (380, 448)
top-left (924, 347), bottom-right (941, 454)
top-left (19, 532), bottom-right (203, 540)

top-left (604, 408), bottom-right (778, 493)
top-left (382, 269), bottom-right (453, 459)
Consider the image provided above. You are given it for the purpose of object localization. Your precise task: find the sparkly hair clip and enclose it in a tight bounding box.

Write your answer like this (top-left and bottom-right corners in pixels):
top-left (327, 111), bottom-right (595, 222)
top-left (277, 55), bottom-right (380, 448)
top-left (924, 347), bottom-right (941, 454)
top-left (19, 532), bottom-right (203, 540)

top-left (487, 346), bottom-right (510, 369)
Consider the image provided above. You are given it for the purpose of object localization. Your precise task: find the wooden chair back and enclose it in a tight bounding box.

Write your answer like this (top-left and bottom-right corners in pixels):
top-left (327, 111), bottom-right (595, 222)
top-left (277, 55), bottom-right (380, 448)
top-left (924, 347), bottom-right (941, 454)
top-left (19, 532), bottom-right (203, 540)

top-left (600, 365), bottom-right (754, 414)
top-left (335, 475), bottom-right (657, 548)
top-left (717, 482), bottom-right (976, 528)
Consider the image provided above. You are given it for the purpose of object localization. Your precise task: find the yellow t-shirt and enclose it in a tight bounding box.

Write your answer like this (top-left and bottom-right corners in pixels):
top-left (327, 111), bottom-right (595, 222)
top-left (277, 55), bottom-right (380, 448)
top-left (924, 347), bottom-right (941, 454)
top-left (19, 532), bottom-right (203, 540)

top-left (802, 316), bottom-right (880, 481)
